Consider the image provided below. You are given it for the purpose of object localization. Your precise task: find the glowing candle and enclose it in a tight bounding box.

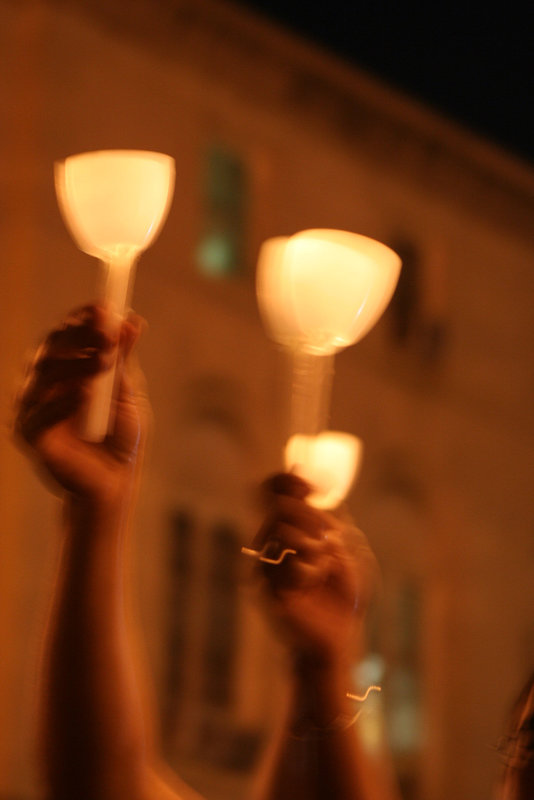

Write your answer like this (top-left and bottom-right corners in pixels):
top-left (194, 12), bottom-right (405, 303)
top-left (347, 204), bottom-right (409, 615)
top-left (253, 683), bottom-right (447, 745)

top-left (55, 149), bottom-right (175, 440)
top-left (285, 431), bottom-right (363, 509)
top-left (257, 228), bottom-right (401, 436)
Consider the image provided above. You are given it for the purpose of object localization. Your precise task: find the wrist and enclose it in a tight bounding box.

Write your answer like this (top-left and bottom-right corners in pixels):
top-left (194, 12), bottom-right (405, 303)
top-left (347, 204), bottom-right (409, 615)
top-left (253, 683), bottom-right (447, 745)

top-left (289, 659), bottom-right (355, 735)
top-left (73, 453), bottom-right (139, 508)
top-left (291, 642), bottom-right (352, 681)
top-left (65, 477), bottom-right (135, 534)
top-left (292, 655), bottom-right (352, 697)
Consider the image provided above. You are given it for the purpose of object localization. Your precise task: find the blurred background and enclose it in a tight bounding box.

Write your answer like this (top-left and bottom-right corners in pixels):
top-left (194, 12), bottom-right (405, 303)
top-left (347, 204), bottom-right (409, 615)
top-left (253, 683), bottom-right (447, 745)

top-left (1, 1), bottom-right (533, 799)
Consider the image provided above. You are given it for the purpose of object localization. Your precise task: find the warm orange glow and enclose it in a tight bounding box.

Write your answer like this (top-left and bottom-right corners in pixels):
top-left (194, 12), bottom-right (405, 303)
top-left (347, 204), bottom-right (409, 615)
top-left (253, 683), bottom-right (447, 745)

top-left (55, 149), bottom-right (175, 441)
top-left (55, 149), bottom-right (175, 260)
top-left (284, 431), bottom-right (363, 509)
top-left (257, 229), bottom-right (401, 355)
top-left (257, 229), bottom-right (401, 440)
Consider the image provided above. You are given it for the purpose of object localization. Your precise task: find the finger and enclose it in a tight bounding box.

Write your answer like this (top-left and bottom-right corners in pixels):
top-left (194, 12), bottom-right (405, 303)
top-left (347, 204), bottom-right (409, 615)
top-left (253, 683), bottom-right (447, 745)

top-left (15, 386), bottom-right (82, 446)
top-left (120, 312), bottom-right (146, 359)
top-left (260, 547), bottom-right (329, 593)
top-left (260, 472), bottom-right (311, 502)
top-left (322, 539), bottom-right (358, 596)
top-left (324, 527), bottom-right (379, 609)
top-left (24, 305), bottom-right (119, 395)
top-left (19, 350), bottom-right (113, 415)
top-left (272, 493), bottom-right (331, 532)
top-left (64, 303), bottom-right (114, 335)
top-left (42, 305), bottom-right (116, 357)
top-left (113, 312), bottom-right (147, 405)
top-left (115, 315), bottom-right (150, 415)
top-left (262, 559), bottom-right (326, 593)
top-left (43, 322), bottom-right (113, 359)
top-left (108, 316), bottom-right (150, 458)
top-left (252, 494), bottom-right (329, 551)
top-left (20, 313), bottom-right (115, 404)
top-left (34, 350), bottom-right (114, 383)
top-left (256, 522), bottom-right (327, 563)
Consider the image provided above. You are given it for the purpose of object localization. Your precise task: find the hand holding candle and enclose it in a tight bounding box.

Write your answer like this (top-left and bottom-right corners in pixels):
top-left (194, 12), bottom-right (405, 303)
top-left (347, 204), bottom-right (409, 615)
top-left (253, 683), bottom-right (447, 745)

top-left (256, 228), bottom-right (401, 509)
top-left (55, 149), bottom-right (175, 441)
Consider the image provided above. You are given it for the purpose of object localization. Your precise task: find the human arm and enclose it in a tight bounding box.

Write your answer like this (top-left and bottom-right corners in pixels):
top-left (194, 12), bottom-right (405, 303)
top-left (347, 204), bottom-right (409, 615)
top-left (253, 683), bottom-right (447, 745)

top-left (15, 306), bottom-right (201, 800)
top-left (249, 474), bottom-right (400, 800)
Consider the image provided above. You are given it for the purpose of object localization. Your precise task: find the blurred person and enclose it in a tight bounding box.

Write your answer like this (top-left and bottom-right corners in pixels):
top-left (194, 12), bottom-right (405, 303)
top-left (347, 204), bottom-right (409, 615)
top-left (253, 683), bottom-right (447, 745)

top-left (14, 305), bottom-right (400, 800)
top-left (495, 672), bottom-right (534, 800)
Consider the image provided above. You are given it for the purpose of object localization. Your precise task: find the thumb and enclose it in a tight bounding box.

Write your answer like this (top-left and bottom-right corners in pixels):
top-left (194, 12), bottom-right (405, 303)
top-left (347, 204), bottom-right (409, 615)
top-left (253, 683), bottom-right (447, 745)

top-left (120, 312), bottom-right (146, 359)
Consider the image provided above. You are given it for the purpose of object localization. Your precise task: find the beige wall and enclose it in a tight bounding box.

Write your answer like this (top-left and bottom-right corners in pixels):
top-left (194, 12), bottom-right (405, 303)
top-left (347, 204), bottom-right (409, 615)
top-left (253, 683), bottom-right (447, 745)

top-left (1, 1), bottom-right (533, 798)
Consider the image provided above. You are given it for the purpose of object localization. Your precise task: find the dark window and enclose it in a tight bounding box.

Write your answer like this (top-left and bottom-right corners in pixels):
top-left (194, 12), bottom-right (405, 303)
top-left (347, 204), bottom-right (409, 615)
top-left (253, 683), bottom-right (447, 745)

top-left (388, 237), bottom-right (448, 365)
top-left (161, 511), bottom-right (193, 745)
top-left (196, 146), bottom-right (248, 277)
top-left (389, 238), bottom-right (421, 344)
top-left (202, 522), bottom-right (239, 706)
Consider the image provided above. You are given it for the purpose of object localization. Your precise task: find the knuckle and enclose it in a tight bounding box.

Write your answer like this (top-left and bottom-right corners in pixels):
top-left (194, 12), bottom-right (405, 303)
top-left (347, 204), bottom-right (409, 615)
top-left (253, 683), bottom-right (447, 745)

top-left (35, 354), bottom-right (54, 374)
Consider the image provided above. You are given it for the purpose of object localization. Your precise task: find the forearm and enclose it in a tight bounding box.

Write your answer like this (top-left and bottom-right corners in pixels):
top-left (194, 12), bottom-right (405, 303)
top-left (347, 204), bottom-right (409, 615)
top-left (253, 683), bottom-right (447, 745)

top-left (252, 659), bottom-right (358, 800)
top-left (253, 659), bottom-right (399, 800)
top-left (38, 488), bottom-right (149, 799)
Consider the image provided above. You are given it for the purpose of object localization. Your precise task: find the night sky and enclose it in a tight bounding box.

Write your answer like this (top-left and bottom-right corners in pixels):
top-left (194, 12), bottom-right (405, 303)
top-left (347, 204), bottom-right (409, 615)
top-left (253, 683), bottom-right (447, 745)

top-left (234, 1), bottom-right (534, 165)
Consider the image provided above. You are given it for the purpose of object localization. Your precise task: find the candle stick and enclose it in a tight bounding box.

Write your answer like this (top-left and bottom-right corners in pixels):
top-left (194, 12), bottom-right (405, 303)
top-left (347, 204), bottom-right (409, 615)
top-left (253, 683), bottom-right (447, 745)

top-left (55, 149), bottom-right (175, 440)
top-left (256, 228), bottom-right (401, 505)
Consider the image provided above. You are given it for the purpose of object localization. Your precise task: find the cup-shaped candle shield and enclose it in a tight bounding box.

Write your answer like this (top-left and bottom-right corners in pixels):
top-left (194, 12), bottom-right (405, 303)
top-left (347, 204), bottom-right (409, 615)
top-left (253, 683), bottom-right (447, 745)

top-left (54, 149), bottom-right (175, 442)
top-left (256, 236), bottom-right (293, 344)
top-left (55, 150), bottom-right (175, 260)
top-left (257, 229), bottom-right (401, 355)
top-left (284, 431), bottom-right (363, 509)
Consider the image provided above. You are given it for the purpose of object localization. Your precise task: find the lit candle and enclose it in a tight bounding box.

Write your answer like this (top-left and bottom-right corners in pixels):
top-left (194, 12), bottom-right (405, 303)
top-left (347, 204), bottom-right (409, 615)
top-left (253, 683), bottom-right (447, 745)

top-left (284, 431), bottom-right (363, 509)
top-left (257, 228), bottom-right (401, 436)
top-left (55, 149), bottom-right (175, 440)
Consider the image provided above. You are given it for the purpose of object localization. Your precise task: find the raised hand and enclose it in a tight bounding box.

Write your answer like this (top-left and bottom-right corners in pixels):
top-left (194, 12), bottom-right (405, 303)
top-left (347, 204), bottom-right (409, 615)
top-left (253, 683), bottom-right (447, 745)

top-left (248, 475), bottom-right (400, 800)
top-left (250, 472), bottom-right (378, 670)
top-left (14, 304), bottom-right (147, 505)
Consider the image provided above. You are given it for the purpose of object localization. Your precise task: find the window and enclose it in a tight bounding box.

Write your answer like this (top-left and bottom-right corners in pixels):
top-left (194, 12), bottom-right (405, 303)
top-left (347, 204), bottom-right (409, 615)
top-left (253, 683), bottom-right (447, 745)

top-left (389, 238), bottom-right (421, 345)
top-left (202, 522), bottom-right (239, 707)
top-left (196, 145), bottom-right (248, 277)
top-left (387, 237), bottom-right (448, 365)
top-left (161, 511), bottom-right (194, 745)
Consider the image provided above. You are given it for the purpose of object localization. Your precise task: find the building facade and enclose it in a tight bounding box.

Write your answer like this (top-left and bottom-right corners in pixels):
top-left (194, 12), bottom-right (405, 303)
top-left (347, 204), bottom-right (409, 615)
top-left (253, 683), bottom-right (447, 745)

top-left (1, 1), bottom-right (533, 798)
